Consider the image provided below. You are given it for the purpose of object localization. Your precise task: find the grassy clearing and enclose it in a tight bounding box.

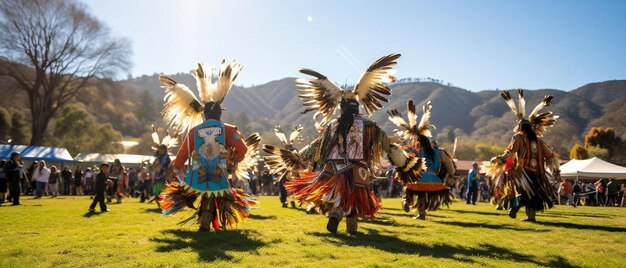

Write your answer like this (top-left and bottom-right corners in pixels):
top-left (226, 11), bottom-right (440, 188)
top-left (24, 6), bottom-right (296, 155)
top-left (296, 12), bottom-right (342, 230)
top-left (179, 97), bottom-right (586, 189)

top-left (0, 196), bottom-right (625, 267)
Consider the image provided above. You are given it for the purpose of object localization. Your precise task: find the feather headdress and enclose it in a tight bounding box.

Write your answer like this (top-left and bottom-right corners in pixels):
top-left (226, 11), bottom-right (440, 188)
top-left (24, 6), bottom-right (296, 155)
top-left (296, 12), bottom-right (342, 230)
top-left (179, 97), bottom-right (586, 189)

top-left (296, 53), bottom-right (400, 126)
top-left (387, 100), bottom-right (436, 141)
top-left (500, 89), bottom-right (558, 136)
top-left (158, 60), bottom-right (243, 135)
top-left (150, 124), bottom-right (180, 152)
top-left (262, 144), bottom-right (304, 180)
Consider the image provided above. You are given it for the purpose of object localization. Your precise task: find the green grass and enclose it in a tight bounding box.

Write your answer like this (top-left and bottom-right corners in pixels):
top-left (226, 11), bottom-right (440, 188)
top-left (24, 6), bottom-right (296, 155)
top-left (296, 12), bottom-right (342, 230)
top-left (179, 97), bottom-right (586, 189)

top-left (1, 196), bottom-right (625, 267)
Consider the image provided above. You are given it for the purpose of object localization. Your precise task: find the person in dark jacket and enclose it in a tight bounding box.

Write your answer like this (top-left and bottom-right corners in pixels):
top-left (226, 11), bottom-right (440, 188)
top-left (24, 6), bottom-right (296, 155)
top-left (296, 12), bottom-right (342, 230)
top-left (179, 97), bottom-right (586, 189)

top-left (4, 152), bottom-right (22, 206)
top-left (61, 166), bottom-right (72, 196)
top-left (89, 163), bottom-right (111, 212)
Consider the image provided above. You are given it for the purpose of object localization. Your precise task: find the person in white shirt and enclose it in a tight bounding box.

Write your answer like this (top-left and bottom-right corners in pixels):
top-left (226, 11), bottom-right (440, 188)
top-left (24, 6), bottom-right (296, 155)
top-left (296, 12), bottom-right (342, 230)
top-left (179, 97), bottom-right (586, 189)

top-left (32, 161), bottom-right (50, 199)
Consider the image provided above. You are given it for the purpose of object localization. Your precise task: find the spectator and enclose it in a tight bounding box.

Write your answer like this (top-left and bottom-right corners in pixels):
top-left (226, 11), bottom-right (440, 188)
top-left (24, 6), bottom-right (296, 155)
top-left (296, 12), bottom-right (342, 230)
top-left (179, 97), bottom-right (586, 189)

top-left (84, 168), bottom-right (94, 195)
top-left (606, 179), bottom-right (620, 207)
top-left (73, 166), bottom-right (83, 195)
top-left (559, 179), bottom-right (573, 205)
top-left (48, 166), bottom-right (60, 198)
top-left (466, 162), bottom-right (479, 205)
top-left (595, 179), bottom-right (606, 206)
top-left (0, 160), bottom-right (6, 205)
top-left (32, 161), bottom-right (50, 199)
top-left (572, 181), bottom-right (582, 207)
top-left (4, 153), bottom-right (23, 206)
top-left (26, 161), bottom-right (38, 195)
top-left (89, 163), bottom-right (111, 213)
top-left (61, 166), bottom-right (72, 196)
top-left (139, 166), bottom-right (152, 202)
top-left (127, 167), bottom-right (137, 198)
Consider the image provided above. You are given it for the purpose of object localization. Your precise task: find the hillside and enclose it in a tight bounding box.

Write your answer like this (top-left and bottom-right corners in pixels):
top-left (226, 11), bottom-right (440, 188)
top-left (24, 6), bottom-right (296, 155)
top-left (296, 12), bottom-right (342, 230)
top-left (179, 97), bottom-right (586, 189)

top-left (1, 65), bottom-right (625, 158)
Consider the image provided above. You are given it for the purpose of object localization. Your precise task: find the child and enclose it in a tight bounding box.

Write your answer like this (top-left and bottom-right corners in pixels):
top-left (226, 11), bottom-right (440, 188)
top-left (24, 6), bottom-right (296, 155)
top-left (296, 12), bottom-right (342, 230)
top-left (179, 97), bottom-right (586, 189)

top-left (89, 163), bottom-right (111, 212)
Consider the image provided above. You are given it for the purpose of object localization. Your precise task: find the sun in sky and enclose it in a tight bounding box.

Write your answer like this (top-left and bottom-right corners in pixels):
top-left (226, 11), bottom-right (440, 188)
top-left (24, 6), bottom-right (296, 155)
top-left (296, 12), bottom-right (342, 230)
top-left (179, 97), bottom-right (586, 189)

top-left (306, 16), bottom-right (313, 22)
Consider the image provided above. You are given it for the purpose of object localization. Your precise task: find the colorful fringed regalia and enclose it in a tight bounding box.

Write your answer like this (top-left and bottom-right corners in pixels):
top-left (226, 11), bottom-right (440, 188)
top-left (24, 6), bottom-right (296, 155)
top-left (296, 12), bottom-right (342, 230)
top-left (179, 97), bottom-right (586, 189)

top-left (387, 100), bottom-right (456, 219)
top-left (483, 90), bottom-right (561, 222)
top-left (284, 53), bottom-right (426, 234)
top-left (156, 61), bottom-right (260, 231)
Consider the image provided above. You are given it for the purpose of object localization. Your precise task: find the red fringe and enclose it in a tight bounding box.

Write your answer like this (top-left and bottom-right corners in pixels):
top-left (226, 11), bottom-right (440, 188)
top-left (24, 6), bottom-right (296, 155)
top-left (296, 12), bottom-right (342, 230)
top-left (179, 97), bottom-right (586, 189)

top-left (286, 171), bottom-right (381, 218)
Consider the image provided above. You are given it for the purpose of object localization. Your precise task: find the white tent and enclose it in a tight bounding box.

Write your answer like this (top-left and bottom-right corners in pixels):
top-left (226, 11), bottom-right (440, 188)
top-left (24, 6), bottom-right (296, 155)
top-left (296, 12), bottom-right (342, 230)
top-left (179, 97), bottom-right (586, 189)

top-left (560, 157), bottom-right (626, 179)
top-left (74, 153), bottom-right (176, 166)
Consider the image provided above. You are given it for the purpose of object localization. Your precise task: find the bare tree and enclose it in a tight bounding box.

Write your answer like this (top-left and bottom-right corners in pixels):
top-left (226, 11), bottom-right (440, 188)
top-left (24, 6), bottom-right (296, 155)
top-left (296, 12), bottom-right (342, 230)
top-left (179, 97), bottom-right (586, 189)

top-left (0, 0), bottom-right (131, 145)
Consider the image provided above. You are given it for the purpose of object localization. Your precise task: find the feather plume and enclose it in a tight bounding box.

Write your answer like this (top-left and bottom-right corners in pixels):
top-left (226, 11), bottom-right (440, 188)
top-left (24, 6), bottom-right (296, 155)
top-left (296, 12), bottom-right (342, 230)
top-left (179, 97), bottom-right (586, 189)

top-left (289, 125), bottom-right (303, 144)
top-left (151, 124), bottom-right (160, 145)
top-left (273, 125), bottom-right (289, 146)
top-left (417, 101), bottom-right (434, 137)
top-left (193, 63), bottom-right (214, 103)
top-left (529, 95), bottom-right (554, 118)
top-left (159, 75), bottom-right (204, 135)
top-left (500, 91), bottom-right (521, 120)
top-left (517, 89), bottom-right (526, 119)
top-left (352, 53), bottom-right (400, 115)
top-left (210, 60), bottom-right (243, 103)
top-left (407, 99), bottom-right (417, 128)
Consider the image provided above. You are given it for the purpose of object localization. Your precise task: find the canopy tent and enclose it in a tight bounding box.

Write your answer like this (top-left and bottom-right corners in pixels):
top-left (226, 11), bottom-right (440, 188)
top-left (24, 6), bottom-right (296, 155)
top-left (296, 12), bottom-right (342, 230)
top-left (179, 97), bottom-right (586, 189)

top-left (560, 157), bottom-right (626, 180)
top-left (0, 144), bottom-right (74, 162)
top-left (74, 153), bottom-right (176, 166)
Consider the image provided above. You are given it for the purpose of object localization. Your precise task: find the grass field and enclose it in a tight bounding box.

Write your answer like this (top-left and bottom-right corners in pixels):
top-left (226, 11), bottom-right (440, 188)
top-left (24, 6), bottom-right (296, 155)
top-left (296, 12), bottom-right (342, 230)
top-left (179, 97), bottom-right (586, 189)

top-left (0, 196), bottom-right (625, 268)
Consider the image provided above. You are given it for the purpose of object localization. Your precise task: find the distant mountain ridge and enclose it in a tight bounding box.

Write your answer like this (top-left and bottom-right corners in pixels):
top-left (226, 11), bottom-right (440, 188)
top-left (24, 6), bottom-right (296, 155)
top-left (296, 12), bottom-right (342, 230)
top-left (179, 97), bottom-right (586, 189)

top-left (128, 74), bottom-right (626, 139)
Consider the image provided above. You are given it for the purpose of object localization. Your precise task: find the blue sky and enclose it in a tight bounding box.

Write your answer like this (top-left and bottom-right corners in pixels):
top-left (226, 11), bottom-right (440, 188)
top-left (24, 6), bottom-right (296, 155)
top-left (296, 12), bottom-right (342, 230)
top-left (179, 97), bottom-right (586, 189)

top-left (83, 0), bottom-right (626, 91)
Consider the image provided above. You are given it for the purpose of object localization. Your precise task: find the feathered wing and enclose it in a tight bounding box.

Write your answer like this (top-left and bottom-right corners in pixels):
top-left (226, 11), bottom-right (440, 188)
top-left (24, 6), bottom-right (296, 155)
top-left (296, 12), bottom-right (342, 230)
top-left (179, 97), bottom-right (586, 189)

top-left (262, 145), bottom-right (303, 178)
top-left (161, 129), bottom-right (180, 149)
top-left (235, 133), bottom-right (262, 181)
top-left (159, 76), bottom-right (204, 135)
top-left (529, 95), bottom-right (554, 118)
top-left (288, 124), bottom-right (303, 144)
top-left (273, 125), bottom-right (289, 146)
top-left (210, 60), bottom-right (243, 103)
top-left (417, 101), bottom-right (434, 137)
top-left (352, 53), bottom-right (400, 115)
top-left (296, 68), bottom-right (343, 126)
top-left (193, 63), bottom-right (214, 103)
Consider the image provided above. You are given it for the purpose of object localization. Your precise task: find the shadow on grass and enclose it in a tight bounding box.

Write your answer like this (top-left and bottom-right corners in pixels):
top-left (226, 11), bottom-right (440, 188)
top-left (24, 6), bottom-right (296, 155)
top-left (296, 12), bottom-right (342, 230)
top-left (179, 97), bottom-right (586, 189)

top-left (143, 207), bottom-right (162, 214)
top-left (434, 220), bottom-right (550, 232)
top-left (446, 209), bottom-right (505, 217)
top-left (359, 216), bottom-right (423, 228)
top-left (83, 211), bottom-right (100, 218)
top-left (152, 229), bottom-right (265, 262)
top-left (248, 214), bottom-right (277, 220)
top-left (533, 221), bottom-right (626, 233)
top-left (308, 228), bottom-right (580, 267)
top-left (545, 211), bottom-right (615, 219)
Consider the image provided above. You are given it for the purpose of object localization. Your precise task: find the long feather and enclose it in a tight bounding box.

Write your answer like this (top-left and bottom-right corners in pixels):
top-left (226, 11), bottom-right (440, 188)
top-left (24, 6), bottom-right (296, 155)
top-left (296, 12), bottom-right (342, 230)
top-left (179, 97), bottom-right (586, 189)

top-left (529, 95), bottom-right (554, 118)
top-left (517, 89), bottom-right (526, 118)
top-left (273, 125), bottom-right (289, 145)
top-left (500, 91), bottom-right (519, 119)
top-left (151, 124), bottom-right (160, 145)
top-left (211, 60), bottom-right (243, 103)
top-left (407, 100), bottom-right (417, 128)
top-left (193, 63), bottom-right (213, 103)
top-left (159, 75), bottom-right (204, 135)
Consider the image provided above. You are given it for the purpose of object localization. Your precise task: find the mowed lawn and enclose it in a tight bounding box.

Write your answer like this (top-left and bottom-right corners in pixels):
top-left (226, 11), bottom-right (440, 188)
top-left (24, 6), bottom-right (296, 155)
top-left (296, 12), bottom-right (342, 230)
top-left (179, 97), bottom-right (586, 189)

top-left (1, 196), bottom-right (625, 268)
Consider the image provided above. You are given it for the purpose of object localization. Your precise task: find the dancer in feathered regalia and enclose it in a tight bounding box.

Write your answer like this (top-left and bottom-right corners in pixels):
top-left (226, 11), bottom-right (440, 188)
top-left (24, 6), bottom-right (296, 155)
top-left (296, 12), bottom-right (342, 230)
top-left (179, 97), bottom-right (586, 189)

top-left (484, 90), bottom-right (561, 222)
top-left (387, 100), bottom-right (456, 220)
top-left (282, 53), bottom-right (426, 234)
top-left (263, 125), bottom-right (304, 208)
top-left (157, 61), bottom-right (260, 231)
top-left (150, 125), bottom-right (178, 203)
